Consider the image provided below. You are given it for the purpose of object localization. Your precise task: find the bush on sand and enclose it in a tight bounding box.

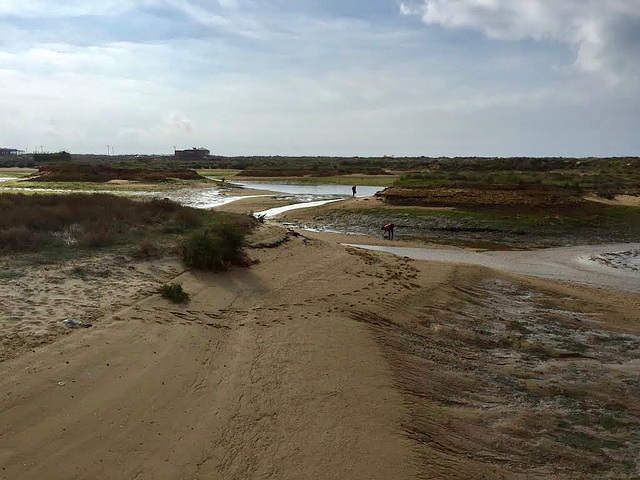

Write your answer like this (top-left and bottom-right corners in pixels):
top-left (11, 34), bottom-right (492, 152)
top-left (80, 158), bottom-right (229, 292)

top-left (182, 223), bottom-right (248, 271)
top-left (159, 283), bottom-right (190, 303)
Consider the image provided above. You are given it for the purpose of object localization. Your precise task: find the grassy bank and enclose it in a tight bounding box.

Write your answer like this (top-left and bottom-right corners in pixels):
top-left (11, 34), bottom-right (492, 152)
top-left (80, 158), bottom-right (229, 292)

top-left (0, 169), bottom-right (37, 179)
top-left (197, 169), bottom-right (242, 178)
top-left (0, 180), bottom-right (206, 192)
top-left (296, 202), bottom-right (640, 248)
top-left (0, 194), bottom-right (254, 266)
top-left (198, 168), bottom-right (398, 186)
top-left (233, 174), bottom-right (398, 187)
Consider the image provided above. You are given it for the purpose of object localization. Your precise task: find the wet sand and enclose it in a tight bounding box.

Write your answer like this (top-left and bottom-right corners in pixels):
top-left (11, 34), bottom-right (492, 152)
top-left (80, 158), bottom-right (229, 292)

top-left (344, 242), bottom-right (640, 293)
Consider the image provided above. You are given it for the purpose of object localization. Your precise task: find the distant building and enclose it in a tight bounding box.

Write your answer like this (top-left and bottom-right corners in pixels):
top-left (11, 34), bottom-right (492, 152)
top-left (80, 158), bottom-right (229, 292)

top-left (175, 148), bottom-right (210, 161)
top-left (0, 148), bottom-right (23, 156)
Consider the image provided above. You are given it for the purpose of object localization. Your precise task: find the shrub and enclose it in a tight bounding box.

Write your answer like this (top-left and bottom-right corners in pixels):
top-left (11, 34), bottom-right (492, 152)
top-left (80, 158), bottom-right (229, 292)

top-left (597, 190), bottom-right (615, 200)
top-left (79, 226), bottom-right (117, 249)
top-left (182, 223), bottom-right (247, 270)
top-left (167, 208), bottom-right (203, 232)
top-left (0, 226), bottom-right (48, 251)
top-left (159, 283), bottom-right (190, 303)
top-left (138, 239), bottom-right (160, 258)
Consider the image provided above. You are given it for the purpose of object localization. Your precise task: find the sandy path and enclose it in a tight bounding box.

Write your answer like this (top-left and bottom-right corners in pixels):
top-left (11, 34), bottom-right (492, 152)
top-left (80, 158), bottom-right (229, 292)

top-left (0, 230), bottom-right (415, 480)
top-left (2, 225), bottom-right (640, 479)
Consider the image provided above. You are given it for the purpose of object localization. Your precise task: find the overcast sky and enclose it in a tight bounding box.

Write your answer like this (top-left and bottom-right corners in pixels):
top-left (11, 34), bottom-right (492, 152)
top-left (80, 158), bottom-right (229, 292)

top-left (1, 1), bottom-right (639, 156)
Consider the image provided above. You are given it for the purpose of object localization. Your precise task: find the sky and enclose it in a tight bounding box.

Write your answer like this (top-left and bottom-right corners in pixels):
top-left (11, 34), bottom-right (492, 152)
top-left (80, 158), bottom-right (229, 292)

top-left (0, 0), bottom-right (639, 157)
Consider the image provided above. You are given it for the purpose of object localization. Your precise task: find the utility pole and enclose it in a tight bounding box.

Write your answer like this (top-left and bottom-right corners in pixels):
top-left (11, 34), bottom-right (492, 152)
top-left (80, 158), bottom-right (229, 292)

top-left (107, 145), bottom-right (110, 156)
top-left (111, 146), bottom-right (115, 156)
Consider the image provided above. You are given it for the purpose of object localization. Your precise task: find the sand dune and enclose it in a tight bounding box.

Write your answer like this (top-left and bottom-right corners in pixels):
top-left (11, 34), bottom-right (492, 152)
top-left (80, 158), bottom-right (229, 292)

top-left (1, 225), bottom-right (639, 479)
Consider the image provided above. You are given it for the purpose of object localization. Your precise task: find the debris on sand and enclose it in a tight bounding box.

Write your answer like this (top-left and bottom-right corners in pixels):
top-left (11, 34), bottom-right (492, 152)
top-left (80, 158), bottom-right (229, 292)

top-left (62, 319), bottom-right (93, 328)
top-left (590, 250), bottom-right (640, 272)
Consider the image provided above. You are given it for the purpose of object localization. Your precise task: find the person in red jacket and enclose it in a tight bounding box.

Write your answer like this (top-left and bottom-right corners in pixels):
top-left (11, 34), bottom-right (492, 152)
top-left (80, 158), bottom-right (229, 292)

top-left (382, 223), bottom-right (395, 239)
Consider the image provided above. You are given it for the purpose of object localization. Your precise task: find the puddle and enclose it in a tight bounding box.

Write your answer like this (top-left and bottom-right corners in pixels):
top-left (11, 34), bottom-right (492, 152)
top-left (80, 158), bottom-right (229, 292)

top-left (589, 250), bottom-right (640, 272)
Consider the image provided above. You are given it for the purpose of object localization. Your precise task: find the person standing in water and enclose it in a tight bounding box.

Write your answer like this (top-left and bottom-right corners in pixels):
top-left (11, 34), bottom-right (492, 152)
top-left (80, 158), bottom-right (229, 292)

top-left (351, 185), bottom-right (357, 197)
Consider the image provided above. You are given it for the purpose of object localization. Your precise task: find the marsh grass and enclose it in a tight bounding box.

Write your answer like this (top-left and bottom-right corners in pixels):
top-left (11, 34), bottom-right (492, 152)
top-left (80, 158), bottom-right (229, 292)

top-left (397, 166), bottom-right (640, 194)
top-left (233, 174), bottom-right (398, 187)
top-left (0, 194), bottom-right (252, 262)
top-left (0, 270), bottom-right (23, 280)
top-left (341, 203), bottom-right (640, 242)
top-left (181, 222), bottom-right (249, 271)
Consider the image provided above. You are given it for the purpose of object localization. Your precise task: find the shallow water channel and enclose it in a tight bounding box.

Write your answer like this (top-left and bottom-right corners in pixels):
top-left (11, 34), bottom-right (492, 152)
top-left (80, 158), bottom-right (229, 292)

top-left (229, 181), bottom-right (383, 198)
top-left (0, 179), bottom-right (383, 213)
top-left (225, 181), bottom-right (384, 218)
top-left (344, 243), bottom-right (640, 292)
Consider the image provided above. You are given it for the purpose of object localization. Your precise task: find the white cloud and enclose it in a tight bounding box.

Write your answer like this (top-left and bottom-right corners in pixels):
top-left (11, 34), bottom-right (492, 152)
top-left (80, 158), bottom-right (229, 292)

top-left (165, 112), bottom-right (194, 134)
top-left (0, 0), bottom-right (139, 17)
top-left (402, 0), bottom-right (640, 80)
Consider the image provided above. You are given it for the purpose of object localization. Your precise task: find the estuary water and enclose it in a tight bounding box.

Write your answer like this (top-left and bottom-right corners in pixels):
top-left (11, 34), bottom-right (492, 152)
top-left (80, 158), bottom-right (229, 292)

top-left (227, 181), bottom-right (384, 218)
top-left (0, 180), bottom-right (384, 213)
top-left (229, 181), bottom-right (384, 198)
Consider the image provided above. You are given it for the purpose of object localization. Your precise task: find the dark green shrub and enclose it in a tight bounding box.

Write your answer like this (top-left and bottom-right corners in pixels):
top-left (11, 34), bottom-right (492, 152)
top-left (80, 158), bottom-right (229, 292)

top-left (0, 226), bottom-right (49, 251)
top-left (597, 190), bottom-right (615, 200)
top-left (159, 283), bottom-right (190, 303)
top-left (182, 224), bottom-right (247, 270)
top-left (81, 229), bottom-right (116, 248)
top-left (168, 208), bottom-right (203, 232)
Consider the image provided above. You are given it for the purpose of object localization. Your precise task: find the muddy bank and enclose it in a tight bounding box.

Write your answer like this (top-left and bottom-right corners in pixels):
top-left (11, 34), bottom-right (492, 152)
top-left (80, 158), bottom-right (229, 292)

top-left (275, 198), bottom-right (640, 249)
top-left (31, 165), bottom-right (205, 183)
top-left (345, 243), bottom-right (640, 293)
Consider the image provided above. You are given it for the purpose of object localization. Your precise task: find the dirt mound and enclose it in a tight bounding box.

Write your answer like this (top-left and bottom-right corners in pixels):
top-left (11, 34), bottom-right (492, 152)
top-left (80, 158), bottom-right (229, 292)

top-left (31, 164), bottom-right (204, 183)
top-left (381, 186), bottom-right (584, 208)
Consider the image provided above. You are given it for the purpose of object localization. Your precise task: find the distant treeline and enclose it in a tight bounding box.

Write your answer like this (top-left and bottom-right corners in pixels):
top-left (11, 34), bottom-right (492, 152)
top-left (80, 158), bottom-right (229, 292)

top-left (1, 152), bottom-right (638, 174)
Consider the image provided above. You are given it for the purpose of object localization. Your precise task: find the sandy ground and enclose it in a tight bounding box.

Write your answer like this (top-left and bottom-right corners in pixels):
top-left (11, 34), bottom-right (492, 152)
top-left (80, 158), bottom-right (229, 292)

top-left (1, 225), bottom-right (640, 479)
top-left (585, 194), bottom-right (640, 207)
top-left (0, 254), bottom-right (185, 363)
top-left (213, 195), bottom-right (292, 214)
top-left (216, 196), bottom-right (455, 218)
top-left (277, 196), bottom-right (455, 219)
top-left (344, 242), bottom-right (640, 293)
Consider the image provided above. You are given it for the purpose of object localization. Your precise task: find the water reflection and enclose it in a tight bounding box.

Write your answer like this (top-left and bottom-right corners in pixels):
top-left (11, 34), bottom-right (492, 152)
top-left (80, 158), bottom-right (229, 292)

top-left (228, 181), bottom-right (384, 197)
top-left (255, 199), bottom-right (342, 218)
top-left (0, 181), bottom-right (383, 213)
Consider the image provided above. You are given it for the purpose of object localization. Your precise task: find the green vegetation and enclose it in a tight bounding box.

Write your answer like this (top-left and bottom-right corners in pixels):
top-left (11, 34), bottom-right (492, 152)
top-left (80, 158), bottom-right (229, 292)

top-left (0, 169), bottom-right (37, 179)
top-left (397, 169), bottom-right (640, 192)
top-left (181, 223), bottom-right (248, 271)
top-left (158, 283), bottom-right (190, 303)
top-left (0, 194), bottom-right (254, 264)
top-left (236, 174), bottom-right (398, 187)
top-left (0, 180), bottom-right (178, 191)
top-left (319, 201), bottom-right (640, 248)
top-left (197, 169), bottom-right (242, 178)
top-left (0, 270), bottom-right (23, 280)
top-left (395, 157), bottom-right (640, 195)
top-left (557, 431), bottom-right (622, 453)
top-left (32, 151), bottom-right (71, 163)
top-left (32, 164), bottom-right (205, 183)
